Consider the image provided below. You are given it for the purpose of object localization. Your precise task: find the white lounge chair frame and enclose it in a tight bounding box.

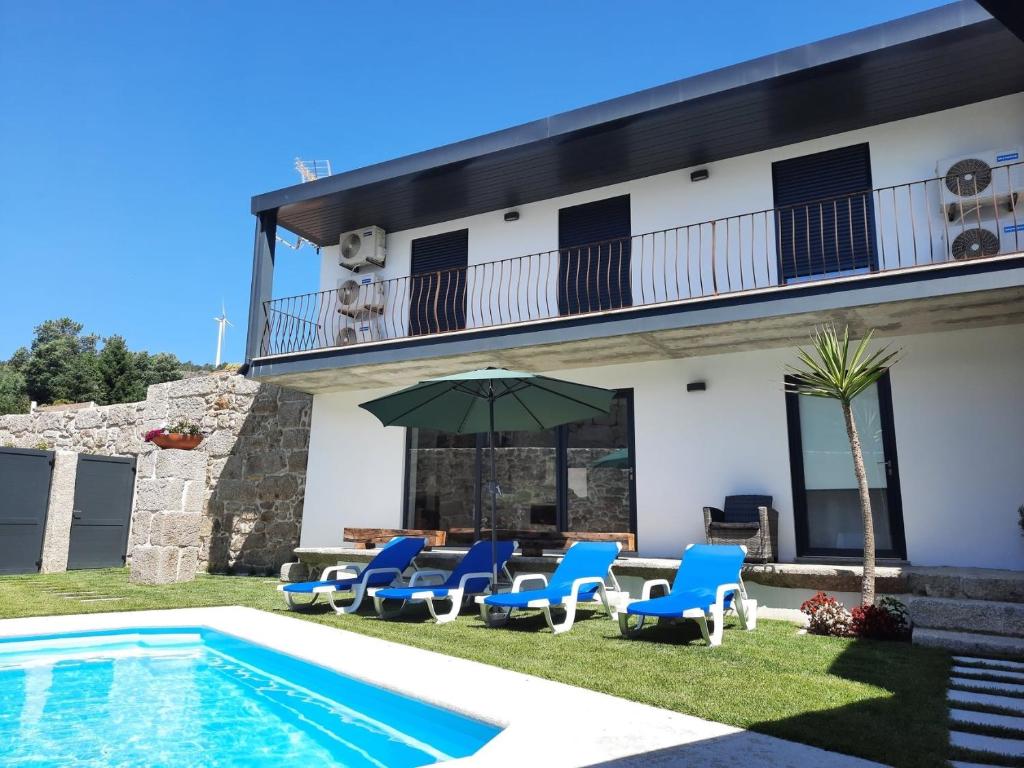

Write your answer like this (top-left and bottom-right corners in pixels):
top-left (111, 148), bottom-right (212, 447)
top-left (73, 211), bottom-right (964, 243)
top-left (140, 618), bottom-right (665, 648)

top-left (476, 568), bottom-right (624, 636)
top-left (617, 545), bottom-right (756, 647)
top-left (370, 563), bottom-right (514, 624)
top-left (278, 562), bottom-right (411, 614)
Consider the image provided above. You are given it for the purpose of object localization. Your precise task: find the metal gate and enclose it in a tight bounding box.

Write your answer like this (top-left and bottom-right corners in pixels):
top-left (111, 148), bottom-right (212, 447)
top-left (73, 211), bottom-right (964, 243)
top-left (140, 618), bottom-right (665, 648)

top-left (0, 448), bottom-right (54, 574)
top-left (67, 454), bottom-right (136, 570)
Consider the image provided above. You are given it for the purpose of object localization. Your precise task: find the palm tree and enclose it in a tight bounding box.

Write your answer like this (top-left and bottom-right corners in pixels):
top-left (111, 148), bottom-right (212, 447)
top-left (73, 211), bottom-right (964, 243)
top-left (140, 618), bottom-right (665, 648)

top-left (787, 325), bottom-right (899, 606)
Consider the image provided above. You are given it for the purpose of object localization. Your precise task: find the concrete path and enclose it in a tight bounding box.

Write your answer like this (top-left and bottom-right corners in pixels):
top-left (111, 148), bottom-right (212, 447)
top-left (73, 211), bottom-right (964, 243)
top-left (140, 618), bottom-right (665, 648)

top-left (948, 655), bottom-right (1024, 766)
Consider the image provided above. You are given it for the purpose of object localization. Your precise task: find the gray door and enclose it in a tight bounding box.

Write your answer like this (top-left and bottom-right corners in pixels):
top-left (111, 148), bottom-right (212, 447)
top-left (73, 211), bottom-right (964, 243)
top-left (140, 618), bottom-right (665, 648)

top-left (67, 454), bottom-right (136, 569)
top-left (0, 448), bottom-right (54, 574)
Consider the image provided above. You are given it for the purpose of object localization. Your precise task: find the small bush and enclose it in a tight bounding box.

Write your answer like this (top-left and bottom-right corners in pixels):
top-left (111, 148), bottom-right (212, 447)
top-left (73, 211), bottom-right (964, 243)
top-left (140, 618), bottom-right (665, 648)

top-left (852, 597), bottom-right (911, 641)
top-left (800, 592), bottom-right (854, 637)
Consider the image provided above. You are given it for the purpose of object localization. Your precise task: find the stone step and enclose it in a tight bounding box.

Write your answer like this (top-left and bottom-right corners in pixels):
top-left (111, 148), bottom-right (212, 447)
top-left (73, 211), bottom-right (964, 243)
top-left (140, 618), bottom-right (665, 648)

top-left (907, 597), bottom-right (1024, 637)
top-left (907, 567), bottom-right (1024, 604)
top-left (915, 628), bottom-right (1024, 656)
top-left (950, 730), bottom-right (1024, 757)
top-left (951, 677), bottom-right (1024, 696)
top-left (951, 708), bottom-right (1024, 731)
top-left (953, 665), bottom-right (1024, 683)
top-left (949, 688), bottom-right (1024, 715)
top-left (956, 657), bottom-right (1024, 672)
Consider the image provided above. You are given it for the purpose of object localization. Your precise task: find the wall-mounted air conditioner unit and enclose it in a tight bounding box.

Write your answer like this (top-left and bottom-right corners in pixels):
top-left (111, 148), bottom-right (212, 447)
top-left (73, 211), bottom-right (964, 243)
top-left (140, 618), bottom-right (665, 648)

top-left (338, 226), bottom-right (387, 272)
top-left (937, 149), bottom-right (1023, 260)
top-left (335, 275), bottom-right (385, 345)
top-left (937, 149), bottom-right (1022, 223)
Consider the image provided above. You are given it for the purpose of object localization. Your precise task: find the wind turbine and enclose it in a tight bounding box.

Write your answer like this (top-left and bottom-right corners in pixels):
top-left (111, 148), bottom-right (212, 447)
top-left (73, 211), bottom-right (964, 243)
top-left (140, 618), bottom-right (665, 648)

top-left (213, 301), bottom-right (233, 367)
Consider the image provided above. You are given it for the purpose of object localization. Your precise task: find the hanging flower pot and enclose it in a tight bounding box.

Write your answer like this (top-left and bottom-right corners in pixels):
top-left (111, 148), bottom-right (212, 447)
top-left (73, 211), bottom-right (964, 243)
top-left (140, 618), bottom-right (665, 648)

top-left (144, 421), bottom-right (204, 451)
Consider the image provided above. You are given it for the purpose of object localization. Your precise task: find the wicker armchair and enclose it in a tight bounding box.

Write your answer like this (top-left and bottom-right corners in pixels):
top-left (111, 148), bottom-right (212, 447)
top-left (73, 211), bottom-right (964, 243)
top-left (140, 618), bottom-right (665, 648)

top-left (703, 494), bottom-right (778, 563)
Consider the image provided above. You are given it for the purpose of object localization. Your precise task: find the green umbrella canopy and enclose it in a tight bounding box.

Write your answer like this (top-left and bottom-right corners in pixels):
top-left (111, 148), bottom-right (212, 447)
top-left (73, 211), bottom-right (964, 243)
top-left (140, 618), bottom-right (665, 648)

top-left (358, 368), bottom-right (615, 433)
top-left (591, 448), bottom-right (630, 469)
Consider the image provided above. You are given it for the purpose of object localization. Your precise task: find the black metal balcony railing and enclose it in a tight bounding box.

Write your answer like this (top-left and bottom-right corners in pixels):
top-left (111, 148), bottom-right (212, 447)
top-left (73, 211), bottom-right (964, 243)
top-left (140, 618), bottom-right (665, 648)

top-left (261, 162), bottom-right (1023, 357)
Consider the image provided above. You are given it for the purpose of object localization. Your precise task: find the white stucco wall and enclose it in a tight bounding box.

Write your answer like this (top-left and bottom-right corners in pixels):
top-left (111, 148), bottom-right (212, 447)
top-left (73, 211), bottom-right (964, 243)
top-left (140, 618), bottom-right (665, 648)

top-left (300, 323), bottom-right (1024, 570)
top-left (315, 93), bottom-right (1023, 334)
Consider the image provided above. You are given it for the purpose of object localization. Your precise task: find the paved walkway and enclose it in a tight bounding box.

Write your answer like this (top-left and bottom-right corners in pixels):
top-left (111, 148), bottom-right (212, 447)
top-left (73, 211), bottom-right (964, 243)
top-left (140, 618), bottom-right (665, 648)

top-left (948, 656), bottom-right (1024, 767)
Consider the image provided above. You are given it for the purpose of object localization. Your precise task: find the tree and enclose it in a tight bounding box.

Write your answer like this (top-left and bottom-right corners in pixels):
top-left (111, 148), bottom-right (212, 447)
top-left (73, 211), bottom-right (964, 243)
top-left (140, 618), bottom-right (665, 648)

top-left (786, 325), bottom-right (898, 606)
top-left (143, 352), bottom-right (184, 387)
top-left (21, 317), bottom-right (103, 405)
top-left (0, 365), bottom-right (29, 415)
top-left (97, 335), bottom-right (146, 404)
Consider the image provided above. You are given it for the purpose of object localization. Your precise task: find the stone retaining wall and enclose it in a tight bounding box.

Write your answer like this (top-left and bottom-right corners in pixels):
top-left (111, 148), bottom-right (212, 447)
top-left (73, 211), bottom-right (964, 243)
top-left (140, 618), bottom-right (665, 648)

top-left (0, 373), bottom-right (311, 573)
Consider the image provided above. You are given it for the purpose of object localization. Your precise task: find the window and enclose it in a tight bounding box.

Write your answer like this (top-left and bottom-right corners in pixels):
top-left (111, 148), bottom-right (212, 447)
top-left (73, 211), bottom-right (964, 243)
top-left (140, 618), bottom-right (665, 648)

top-left (404, 391), bottom-right (636, 535)
top-left (409, 229), bottom-right (468, 335)
top-left (558, 195), bottom-right (632, 315)
top-left (772, 144), bottom-right (876, 283)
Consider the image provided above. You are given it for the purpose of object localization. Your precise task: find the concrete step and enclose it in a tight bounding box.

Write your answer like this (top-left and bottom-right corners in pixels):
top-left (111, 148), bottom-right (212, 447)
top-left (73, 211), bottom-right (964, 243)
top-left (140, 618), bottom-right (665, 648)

top-left (907, 597), bottom-right (1024, 637)
top-left (950, 708), bottom-right (1024, 731)
top-left (953, 665), bottom-right (1024, 683)
top-left (949, 688), bottom-right (1024, 715)
top-left (951, 676), bottom-right (1024, 696)
top-left (950, 730), bottom-right (1024, 757)
top-left (906, 567), bottom-right (1024, 604)
top-left (915, 628), bottom-right (1024, 656)
top-left (956, 657), bottom-right (1024, 672)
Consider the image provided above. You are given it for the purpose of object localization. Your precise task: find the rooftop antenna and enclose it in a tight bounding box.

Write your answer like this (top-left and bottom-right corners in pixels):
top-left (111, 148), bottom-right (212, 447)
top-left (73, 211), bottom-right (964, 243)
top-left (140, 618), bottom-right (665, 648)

top-left (214, 301), bottom-right (233, 367)
top-left (277, 158), bottom-right (333, 251)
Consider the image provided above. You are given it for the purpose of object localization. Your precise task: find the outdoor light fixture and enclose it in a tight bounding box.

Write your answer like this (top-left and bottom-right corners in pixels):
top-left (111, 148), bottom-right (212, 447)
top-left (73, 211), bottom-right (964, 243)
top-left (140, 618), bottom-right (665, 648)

top-left (690, 169), bottom-right (710, 182)
top-left (504, 211), bottom-right (520, 222)
top-left (687, 381), bottom-right (707, 392)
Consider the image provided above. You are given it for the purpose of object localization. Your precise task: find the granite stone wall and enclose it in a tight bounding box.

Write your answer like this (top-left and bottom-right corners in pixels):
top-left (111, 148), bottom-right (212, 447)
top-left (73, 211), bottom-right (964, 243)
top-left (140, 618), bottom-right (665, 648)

top-left (0, 373), bottom-right (311, 573)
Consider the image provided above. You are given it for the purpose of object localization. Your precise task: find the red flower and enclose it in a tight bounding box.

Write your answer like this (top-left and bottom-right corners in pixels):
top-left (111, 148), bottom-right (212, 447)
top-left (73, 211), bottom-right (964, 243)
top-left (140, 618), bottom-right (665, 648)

top-left (143, 428), bottom-right (166, 443)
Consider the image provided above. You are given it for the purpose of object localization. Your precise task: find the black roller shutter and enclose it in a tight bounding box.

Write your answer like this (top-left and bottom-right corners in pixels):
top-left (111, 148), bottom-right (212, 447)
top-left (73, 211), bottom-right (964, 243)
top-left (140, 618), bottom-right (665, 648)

top-left (410, 229), bottom-right (468, 335)
top-left (772, 144), bottom-right (877, 283)
top-left (558, 195), bottom-right (632, 315)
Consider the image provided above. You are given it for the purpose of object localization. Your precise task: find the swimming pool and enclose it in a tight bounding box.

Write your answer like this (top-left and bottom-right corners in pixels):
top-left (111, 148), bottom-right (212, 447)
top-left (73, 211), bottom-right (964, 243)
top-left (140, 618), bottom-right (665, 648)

top-left (0, 627), bottom-right (499, 768)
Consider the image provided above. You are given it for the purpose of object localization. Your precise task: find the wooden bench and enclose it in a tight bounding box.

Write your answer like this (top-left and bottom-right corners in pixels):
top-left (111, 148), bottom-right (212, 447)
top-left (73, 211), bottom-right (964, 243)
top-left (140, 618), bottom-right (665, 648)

top-left (342, 528), bottom-right (447, 550)
top-left (447, 528), bottom-right (636, 557)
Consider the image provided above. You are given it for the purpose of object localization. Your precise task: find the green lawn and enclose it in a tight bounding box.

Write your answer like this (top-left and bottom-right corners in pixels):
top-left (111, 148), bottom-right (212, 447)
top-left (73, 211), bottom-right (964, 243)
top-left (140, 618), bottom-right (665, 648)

top-left (0, 569), bottom-right (957, 768)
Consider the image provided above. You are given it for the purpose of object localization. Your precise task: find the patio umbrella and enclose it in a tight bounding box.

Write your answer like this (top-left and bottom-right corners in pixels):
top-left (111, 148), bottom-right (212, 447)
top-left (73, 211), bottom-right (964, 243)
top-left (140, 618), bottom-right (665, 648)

top-left (359, 368), bottom-right (615, 592)
top-left (591, 448), bottom-right (630, 469)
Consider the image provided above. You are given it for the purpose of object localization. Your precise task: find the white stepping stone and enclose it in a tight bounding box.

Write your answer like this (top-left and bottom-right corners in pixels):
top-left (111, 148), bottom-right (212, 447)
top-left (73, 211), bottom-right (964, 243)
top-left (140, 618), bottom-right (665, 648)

top-left (951, 676), bottom-right (1024, 695)
top-left (951, 762), bottom-right (1011, 768)
top-left (950, 708), bottom-right (1024, 731)
top-left (949, 688), bottom-right (1024, 714)
top-left (955, 656), bottom-right (1024, 672)
top-left (950, 730), bottom-right (1024, 757)
top-left (954, 665), bottom-right (1024, 683)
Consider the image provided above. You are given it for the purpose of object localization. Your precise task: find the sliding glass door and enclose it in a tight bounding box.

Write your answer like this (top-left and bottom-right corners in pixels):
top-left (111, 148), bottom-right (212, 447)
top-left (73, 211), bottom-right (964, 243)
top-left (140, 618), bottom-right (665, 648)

top-left (786, 372), bottom-right (906, 559)
top-left (404, 390), bottom-right (636, 537)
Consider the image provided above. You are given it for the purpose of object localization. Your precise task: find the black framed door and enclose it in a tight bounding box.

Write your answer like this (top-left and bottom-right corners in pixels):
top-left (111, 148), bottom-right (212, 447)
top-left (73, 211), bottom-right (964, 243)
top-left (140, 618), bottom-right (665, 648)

top-left (558, 195), bottom-right (632, 315)
top-left (0, 448), bottom-right (54, 574)
top-left (67, 454), bottom-right (136, 569)
top-left (785, 372), bottom-right (906, 559)
top-left (409, 229), bottom-right (468, 335)
top-left (772, 143), bottom-right (877, 283)
top-left (404, 390), bottom-right (637, 540)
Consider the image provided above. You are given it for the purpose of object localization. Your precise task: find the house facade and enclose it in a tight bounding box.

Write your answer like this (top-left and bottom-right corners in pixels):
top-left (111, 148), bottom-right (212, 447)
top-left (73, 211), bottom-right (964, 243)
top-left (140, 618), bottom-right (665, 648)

top-left (245, 3), bottom-right (1024, 575)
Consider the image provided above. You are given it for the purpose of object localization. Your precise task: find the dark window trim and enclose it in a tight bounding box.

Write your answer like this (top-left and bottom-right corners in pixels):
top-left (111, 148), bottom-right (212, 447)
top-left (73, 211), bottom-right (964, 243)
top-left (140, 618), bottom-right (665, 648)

top-left (784, 372), bottom-right (906, 559)
top-left (402, 388), bottom-right (637, 538)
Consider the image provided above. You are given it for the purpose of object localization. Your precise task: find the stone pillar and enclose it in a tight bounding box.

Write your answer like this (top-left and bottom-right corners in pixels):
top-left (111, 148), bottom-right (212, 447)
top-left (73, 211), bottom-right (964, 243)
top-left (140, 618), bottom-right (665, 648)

top-left (130, 448), bottom-right (206, 585)
top-left (40, 450), bottom-right (77, 573)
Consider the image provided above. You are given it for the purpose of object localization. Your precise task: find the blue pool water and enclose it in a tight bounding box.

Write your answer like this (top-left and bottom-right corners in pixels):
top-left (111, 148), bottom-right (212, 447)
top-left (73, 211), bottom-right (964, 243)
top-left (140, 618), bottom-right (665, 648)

top-left (0, 627), bottom-right (499, 767)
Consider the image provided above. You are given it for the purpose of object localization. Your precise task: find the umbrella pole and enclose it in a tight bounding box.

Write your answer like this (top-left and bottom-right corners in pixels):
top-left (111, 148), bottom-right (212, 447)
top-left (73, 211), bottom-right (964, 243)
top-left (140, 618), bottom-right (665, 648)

top-left (488, 388), bottom-right (499, 594)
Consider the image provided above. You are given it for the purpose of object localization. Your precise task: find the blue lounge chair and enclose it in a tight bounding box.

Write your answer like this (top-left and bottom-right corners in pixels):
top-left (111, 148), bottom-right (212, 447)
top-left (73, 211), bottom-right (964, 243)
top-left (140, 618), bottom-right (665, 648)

top-left (618, 544), bottom-right (753, 647)
top-left (370, 540), bottom-right (518, 624)
top-left (476, 541), bottom-right (622, 635)
top-left (278, 536), bottom-right (426, 614)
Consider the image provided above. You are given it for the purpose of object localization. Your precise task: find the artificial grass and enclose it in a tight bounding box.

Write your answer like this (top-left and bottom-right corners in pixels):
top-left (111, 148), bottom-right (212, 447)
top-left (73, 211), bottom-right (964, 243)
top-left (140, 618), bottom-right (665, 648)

top-left (0, 568), bottom-right (953, 768)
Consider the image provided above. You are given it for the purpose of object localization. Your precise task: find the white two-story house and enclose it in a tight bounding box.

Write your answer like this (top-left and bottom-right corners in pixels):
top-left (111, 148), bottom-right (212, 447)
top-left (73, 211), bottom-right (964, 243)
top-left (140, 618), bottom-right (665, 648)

top-left (244, 2), bottom-right (1024, 582)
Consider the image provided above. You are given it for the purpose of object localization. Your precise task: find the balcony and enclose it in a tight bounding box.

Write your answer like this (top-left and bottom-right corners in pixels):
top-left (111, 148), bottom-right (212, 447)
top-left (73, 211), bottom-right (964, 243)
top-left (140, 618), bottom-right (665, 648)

top-left (259, 163), bottom-right (1023, 359)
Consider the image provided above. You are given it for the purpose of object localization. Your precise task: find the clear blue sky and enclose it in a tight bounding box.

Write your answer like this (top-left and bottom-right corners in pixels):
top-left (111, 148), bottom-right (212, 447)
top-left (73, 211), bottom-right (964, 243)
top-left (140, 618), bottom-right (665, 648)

top-left (0, 0), bottom-right (949, 364)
